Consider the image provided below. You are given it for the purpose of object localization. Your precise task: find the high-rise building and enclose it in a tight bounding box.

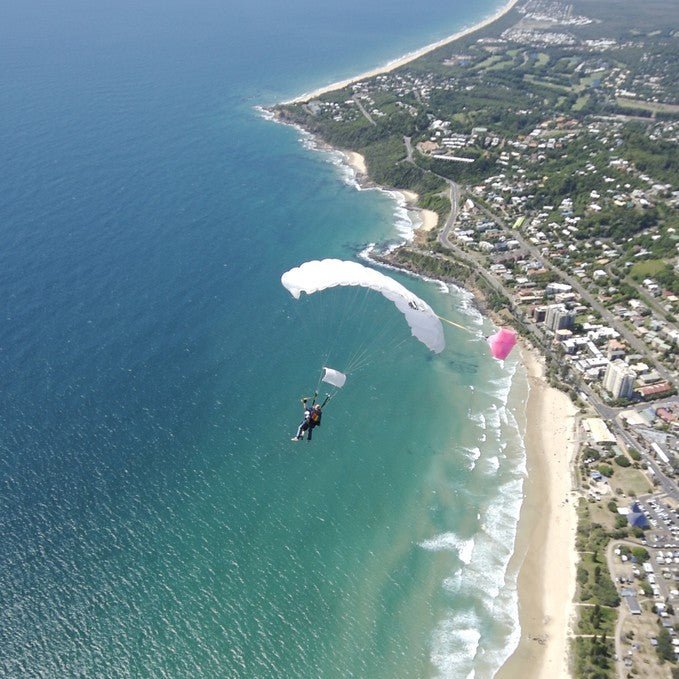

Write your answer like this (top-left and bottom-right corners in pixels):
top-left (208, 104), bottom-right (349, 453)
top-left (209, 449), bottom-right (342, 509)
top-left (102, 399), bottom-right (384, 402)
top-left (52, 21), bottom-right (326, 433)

top-left (603, 359), bottom-right (636, 399)
top-left (545, 304), bottom-right (575, 332)
top-left (533, 305), bottom-right (548, 323)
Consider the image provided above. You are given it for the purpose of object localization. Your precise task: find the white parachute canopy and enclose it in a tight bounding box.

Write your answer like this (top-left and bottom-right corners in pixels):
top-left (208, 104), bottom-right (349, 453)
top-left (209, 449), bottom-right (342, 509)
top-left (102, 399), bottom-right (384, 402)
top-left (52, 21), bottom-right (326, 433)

top-left (321, 367), bottom-right (346, 389)
top-left (281, 259), bottom-right (445, 354)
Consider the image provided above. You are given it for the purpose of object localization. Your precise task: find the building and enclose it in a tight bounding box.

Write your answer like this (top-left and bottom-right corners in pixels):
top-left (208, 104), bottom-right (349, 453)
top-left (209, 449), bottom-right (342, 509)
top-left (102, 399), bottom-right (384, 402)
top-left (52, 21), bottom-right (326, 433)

top-left (607, 339), bottom-right (626, 361)
top-left (533, 305), bottom-right (548, 323)
top-left (544, 304), bottom-right (575, 332)
top-left (627, 502), bottom-right (649, 529)
top-left (583, 418), bottom-right (616, 445)
top-left (545, 282), bottom-right (573, 296)
top-left (637, 381), bottom-right (674, 400)
top-left (603, 360), bottom-right (636, 399)
top-left (622, 592), bottom-right (642, 615)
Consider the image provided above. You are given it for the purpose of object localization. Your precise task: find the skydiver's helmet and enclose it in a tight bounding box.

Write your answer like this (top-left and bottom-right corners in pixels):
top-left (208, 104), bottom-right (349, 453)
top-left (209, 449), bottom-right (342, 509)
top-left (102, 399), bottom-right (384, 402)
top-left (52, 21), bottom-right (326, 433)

top-left (314, 404), bottom-right (321, 411)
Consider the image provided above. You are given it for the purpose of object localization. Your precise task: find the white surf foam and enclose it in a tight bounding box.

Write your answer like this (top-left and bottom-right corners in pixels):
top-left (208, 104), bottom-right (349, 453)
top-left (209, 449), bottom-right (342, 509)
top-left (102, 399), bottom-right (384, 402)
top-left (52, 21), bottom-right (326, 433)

top-left (428, 352), bottom-right (528, 678)
top-left (430, 611), bottom-right (482, 679)
top-left (419, 533), bottom-right (475, 565)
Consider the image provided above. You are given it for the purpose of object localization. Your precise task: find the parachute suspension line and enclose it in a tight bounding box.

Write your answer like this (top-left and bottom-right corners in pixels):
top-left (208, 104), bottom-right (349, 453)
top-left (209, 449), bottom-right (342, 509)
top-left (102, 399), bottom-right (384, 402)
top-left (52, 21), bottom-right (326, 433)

top-left (344, 280), bottom-right (417, 372)
top-left (342, 315), bottom-right (395, 373)
top-left (318, 283), bottom-right (367, 371)
top-left (436, 314), bottom-right (473, 333)
top-left (337, 285), bottom-right (383, 371)
top-left (344, 334), bottom-right (411, 375)
top-left (342, 312), bottom-right (407, 375)
top-left (315, 367), bottom-right (325, 396)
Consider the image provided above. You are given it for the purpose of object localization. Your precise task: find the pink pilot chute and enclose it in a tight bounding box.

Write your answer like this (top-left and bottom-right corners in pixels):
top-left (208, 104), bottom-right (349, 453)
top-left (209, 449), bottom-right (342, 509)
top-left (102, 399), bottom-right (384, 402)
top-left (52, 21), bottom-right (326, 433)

top-left (487, 327), bottom-right (517, 360)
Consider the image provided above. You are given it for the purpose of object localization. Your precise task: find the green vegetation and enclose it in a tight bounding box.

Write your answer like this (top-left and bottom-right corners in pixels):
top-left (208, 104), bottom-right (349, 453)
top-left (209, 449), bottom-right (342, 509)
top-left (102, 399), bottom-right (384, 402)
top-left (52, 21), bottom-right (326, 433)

top-left (573, 497), bottom-right (626, 678)
top-left (575, 505), bottom-right (620, 608)
top-left (656, 626), bottom-right (675, 663)
top-left (609, 465), bottom-right (653, 496)
top-left (275, 16), bottom-right (679, 679)
top-left (619, 124), bottom-right (679, 186)
top-left (574, 636), bottom-right (615, 679)
top-left (579, 603), bottom-right (618, 635)
top-left (598, 464), bottom-right (614, 478)
top-left (614, 454), bottom-right (631, 468)
top-left (380, 248), bottom-right (472, 284)
top-left (631, 547), bottom-right (650, 562)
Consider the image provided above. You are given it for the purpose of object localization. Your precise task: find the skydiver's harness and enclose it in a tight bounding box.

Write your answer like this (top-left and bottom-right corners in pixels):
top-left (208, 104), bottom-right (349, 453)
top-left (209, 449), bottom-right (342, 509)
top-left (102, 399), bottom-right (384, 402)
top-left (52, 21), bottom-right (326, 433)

top-left (301, 391), bottom-right (332, 426)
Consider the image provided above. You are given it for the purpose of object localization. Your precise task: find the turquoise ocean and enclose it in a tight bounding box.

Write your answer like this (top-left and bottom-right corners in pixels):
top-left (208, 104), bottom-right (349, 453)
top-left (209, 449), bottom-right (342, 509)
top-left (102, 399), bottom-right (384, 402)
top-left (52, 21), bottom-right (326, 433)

top-left (1, 1), bottom-right (529, 676)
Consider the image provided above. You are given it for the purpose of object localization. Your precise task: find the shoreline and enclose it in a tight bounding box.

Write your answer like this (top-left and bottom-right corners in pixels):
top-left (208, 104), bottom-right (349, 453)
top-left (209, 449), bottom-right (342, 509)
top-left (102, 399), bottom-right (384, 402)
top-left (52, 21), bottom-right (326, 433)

top-left (282, 0), bottom-right (520, 104)
top-left (268, 1), bottom-right (582, 675)
top-left (340, 144), bottom-right (579, 679)
top-left (343, 150), bottom-right (439, 234)
top-left (496, 347), bottom-right (579, 679)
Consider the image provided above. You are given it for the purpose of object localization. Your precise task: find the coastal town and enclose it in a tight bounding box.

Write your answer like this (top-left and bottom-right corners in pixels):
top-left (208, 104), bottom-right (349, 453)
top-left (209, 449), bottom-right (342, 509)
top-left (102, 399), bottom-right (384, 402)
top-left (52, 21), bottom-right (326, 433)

top-left (273, 0), bottom-right (678, 676)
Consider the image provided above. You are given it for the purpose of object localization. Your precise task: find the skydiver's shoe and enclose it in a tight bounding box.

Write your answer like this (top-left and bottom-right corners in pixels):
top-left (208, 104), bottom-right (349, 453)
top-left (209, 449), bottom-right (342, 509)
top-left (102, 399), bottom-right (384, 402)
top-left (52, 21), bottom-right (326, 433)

top-left (291, 437), bottom-right (300, 441)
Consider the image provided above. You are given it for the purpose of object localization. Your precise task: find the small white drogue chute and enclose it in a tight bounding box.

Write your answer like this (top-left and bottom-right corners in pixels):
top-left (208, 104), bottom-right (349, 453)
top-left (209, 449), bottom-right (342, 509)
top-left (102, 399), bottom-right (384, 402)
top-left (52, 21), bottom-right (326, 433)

top-left (321, 366), bottom-right (346, 389)
top-left (281, 259), bottom-right (445, 354)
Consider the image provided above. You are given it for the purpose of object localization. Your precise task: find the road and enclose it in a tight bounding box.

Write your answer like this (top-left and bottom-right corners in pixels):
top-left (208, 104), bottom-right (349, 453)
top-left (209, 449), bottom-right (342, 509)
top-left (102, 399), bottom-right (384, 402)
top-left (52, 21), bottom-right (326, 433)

top-left (605, 539), bottom-right (631, 679)
top-left (400, 147), bottom-right (674, 386)
top-left (352, 96), bottom-right (376, 126)
top-left (404, 136), bottom-right (414, 163)
top-left (470, 205), bottom-right (674, 383)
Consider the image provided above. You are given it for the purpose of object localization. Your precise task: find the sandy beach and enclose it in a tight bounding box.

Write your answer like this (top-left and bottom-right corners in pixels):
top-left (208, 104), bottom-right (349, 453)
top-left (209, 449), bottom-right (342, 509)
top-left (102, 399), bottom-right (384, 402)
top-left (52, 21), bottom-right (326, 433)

top-left (418, 208), bottom-right (438, 231)
top-left (343, 152), bottom-right (439, 233)
top-left (284, 0), bottom-right (520, 104)
top-left (497, 347), bottom-right (579, 679)
top-left (344, 150), bottom-right (367, 176)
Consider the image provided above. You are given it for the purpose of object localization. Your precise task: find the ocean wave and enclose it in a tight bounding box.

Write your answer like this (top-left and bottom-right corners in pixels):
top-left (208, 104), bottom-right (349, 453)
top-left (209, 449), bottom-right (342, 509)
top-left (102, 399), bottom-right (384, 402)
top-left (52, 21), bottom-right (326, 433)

top-left (253, 105), bottom-right (274, 121)
top-left (430, 611), bottom-right (481, 679)
top-left (359, 245), bottom-right (462, 291)
top-left (428, 353), bottom-right (528, 678)
top-left (481, 455), bottom-right (500, 475)
top-left (457, 445), bottom-right (482, 470)
top-left (291, 125), bottom-right (423, 244)
top-left (419, 533), bottom-right (475, 565)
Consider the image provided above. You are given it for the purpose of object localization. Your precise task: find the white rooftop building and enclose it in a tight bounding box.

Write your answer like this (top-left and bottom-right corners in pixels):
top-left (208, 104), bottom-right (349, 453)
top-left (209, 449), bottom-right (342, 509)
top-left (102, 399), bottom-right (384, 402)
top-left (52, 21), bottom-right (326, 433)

top-left (603, 359), bottom-right (636, 400)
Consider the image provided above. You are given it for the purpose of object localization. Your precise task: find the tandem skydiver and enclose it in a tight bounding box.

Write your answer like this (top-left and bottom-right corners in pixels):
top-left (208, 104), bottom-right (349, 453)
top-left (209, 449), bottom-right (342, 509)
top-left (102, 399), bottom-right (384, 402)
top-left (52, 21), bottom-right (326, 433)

top-left (291, 393), bottom-right (329, 442)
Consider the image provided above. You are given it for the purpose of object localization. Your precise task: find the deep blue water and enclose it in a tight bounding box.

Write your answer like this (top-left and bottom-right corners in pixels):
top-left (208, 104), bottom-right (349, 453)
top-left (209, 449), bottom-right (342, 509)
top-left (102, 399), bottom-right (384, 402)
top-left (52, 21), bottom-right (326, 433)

top-left (0, 1), bottom-right (527, 677)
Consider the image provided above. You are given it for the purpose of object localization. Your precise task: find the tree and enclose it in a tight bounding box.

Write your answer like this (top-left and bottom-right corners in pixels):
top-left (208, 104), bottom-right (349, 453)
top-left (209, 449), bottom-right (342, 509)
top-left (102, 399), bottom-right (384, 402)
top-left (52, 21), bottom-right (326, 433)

top-left (615, 454), bottom-right (631, 468)
top-left (591, 603), bottom-right (602, 629)
top-left (656, 627), bottom-right (675, 662)
top-left (631, 547), bottom-right (650, 563)
top-left (615, 515), bottom-right (628, 529)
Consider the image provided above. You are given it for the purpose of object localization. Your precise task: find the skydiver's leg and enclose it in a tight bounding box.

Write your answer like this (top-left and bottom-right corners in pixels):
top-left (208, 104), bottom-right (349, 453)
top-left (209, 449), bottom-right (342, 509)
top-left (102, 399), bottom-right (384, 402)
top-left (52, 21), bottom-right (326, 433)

top-left (307, 426), bottom-right (313, 441)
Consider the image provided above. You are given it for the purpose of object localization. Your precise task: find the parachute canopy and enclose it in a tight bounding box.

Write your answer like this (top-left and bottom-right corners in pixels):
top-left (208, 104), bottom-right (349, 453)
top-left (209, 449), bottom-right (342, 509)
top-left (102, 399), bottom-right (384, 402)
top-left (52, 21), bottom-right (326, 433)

top-left (322, 367), bottom-right (346, 389)
top-left (487, 327), bottom-right (517, 360)
top-left (281, 259), bottom-right (445, 354)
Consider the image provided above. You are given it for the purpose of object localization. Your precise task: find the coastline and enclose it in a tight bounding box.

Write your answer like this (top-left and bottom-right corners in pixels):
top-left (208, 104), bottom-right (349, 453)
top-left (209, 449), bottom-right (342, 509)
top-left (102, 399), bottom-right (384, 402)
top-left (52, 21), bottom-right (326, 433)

top-left (343, 150), bottom-right (439, 234)
top-left (271, 1), bottom-right (582, 675)
top-left (496, 347), bottom-right (579, 679)
top-left (283, 0), bottom-right (520, 104)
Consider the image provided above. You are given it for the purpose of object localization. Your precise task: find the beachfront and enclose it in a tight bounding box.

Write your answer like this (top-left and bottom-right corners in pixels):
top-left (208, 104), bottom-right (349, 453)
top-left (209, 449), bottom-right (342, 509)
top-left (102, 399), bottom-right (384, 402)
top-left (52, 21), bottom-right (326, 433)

top-left (283, 0), bottom-right (520, 105)
top-left (497, 348), bottom-right (579, 678)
